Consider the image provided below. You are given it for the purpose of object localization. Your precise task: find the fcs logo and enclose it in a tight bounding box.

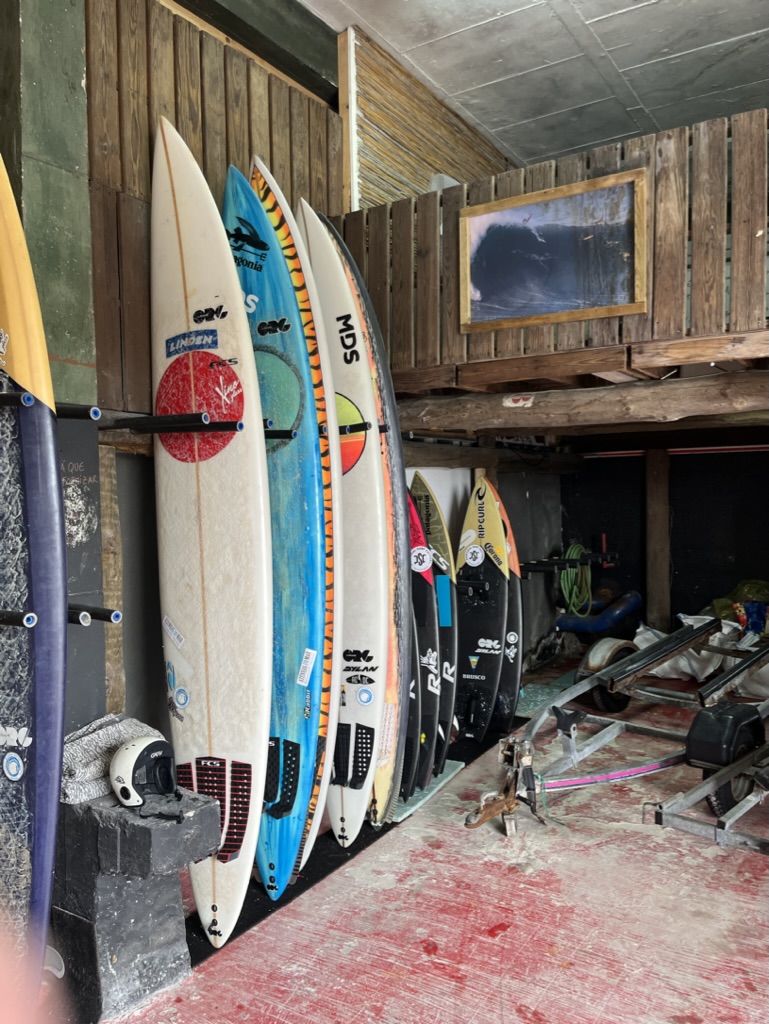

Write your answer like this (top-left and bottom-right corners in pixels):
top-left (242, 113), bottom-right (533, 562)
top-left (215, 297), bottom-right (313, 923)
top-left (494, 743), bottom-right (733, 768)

top-left (257, 318), bottom-right (291, 336)
top-left (193, 305), bottom-right (228, 324)
top-left (344, 649), bottom-right (373, 663)
top-left (0, 725), bottom-right (32, 749)
top-left (476, 638), bottom-right (501, 654)
top-left (199, 759), bottom-right (223, 768)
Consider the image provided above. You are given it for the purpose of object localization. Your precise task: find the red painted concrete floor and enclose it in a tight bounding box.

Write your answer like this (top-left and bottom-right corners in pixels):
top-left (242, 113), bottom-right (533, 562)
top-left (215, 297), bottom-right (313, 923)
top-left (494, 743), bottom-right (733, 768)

top-left (109, 666), bottom-right (769, 1024)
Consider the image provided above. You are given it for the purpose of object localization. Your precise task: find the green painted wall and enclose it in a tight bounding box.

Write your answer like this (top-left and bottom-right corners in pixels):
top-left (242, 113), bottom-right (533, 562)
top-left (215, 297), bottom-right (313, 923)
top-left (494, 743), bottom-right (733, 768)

top-left (6, 0), bottom-right (95, 404)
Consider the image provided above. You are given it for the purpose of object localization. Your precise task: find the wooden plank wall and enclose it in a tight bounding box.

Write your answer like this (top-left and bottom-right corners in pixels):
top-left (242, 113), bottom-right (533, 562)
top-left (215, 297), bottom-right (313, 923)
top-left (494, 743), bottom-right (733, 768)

top-left (343, 110), bottom-right (767, 381)
top-left (87, 0), bottom-right (344, 414)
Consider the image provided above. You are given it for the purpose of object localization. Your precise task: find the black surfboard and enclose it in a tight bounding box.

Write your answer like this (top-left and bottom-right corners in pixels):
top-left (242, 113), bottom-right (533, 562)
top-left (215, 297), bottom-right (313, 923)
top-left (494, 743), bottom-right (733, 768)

top-left (407, 494), bottom-right (441, 790)
top-left (410, 473), bottom-right (458, 778)
top-left (399, 610), bottom-right (422, 801)
top-left (454, 477), bottom-right (510, 743)
top-left (486, 480), bottom-right (524, 734)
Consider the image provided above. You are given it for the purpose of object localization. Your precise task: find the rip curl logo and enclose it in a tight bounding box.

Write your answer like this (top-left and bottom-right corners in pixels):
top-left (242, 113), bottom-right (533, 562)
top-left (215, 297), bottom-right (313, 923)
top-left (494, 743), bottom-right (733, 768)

top-left (505, 631), bottom-right (519, 664)
top-left (0, 327), bottom-right (8, 365)
top-left (0, 725), bottom-right (33, 749)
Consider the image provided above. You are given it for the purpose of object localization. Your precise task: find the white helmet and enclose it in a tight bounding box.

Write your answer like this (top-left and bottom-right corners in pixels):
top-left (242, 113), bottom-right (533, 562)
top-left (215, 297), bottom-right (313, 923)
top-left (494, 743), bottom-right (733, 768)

top-left (110, 736), bottom-right (177, 807)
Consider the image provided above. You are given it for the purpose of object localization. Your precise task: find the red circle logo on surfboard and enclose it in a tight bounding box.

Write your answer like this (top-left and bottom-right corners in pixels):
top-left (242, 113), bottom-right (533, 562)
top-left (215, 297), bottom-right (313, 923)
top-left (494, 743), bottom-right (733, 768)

top-left (156, 351), bottom-right (244, 462)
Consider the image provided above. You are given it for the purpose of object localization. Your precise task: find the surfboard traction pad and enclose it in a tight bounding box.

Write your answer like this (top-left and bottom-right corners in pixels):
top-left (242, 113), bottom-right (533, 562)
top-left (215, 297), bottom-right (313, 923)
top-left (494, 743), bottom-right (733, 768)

top-left (0, 377), bottom-right (34, 957)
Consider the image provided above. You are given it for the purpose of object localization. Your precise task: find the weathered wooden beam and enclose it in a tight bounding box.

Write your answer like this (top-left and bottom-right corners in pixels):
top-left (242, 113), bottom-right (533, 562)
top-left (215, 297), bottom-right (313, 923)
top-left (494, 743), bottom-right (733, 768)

top-left (403, 443), bottom-right (583, 472)
top-left (396, 371), bottom-right (769, 434)
top-left (456, 345), bottom-right (628, 388)
top-left (633, 330), bottom-right (768, 369)
top-left (392, 365), bottom-right (457, 392)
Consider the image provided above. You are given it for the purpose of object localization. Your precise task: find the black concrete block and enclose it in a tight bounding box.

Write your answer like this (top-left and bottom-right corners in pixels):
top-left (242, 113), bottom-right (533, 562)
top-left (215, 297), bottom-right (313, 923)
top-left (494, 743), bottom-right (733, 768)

top-left (51, 874), bottom-right (190, 1023)
top-left (54, 789), bottom-right (220, 913)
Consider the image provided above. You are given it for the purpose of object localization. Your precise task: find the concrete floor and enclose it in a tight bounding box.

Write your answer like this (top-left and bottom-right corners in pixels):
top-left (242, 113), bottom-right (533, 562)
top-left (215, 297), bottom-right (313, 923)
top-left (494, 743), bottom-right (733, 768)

top-left (107, 669), bottom-right (769, 1024)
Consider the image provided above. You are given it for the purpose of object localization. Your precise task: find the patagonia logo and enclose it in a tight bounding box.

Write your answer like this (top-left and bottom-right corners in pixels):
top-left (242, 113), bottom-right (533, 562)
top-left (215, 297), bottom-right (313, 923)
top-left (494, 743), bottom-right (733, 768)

top-left (165, 329), bottom-right (218, 358)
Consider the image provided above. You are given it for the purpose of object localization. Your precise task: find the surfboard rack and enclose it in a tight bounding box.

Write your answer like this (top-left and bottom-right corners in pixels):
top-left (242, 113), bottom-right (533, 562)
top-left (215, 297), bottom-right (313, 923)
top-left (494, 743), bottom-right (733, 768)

top-left (57, 403), bottom-right (102, 420)
top-left (98, 412), bottom-right (244, 434)
top-left (0, 390), bottom-right (35, 407)
top-left (265, 428), bottom-right (297, 440)
top-left (340, 420), bottom-right (372, 435)
top-left (521, 552), bottom-right (619, 579)
top-left (0, 609), bottom-right (37, 628)
top-left (68, 603), bottom-right (123, 625)
top-left (68, 609), bottom-right (92, 627)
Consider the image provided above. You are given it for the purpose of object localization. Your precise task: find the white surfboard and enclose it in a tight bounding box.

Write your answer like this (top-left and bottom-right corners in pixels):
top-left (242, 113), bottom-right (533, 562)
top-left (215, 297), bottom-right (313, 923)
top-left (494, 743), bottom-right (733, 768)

top-left (297, 200), bottom-right (389, 850)
top-left (151, 118), bottom-right (272, 947)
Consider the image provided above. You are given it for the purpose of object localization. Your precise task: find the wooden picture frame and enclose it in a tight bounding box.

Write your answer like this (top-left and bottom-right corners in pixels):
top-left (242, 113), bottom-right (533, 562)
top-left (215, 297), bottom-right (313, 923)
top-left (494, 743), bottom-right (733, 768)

top-left (459, 168), bottom-right (648, 332)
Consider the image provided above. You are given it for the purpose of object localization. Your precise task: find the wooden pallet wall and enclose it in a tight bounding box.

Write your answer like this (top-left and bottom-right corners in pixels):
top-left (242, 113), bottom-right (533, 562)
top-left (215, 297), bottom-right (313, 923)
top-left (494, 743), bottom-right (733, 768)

top-left (87, 0), bottom-right (344, 414)
top-left (339, 109), bottom-right (768, 387)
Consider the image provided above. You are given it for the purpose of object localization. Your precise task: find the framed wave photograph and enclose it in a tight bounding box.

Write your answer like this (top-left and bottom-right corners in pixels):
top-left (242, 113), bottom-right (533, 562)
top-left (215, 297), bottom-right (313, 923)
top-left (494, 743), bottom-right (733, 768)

top-left (459, 168), bottom-right (648, 332)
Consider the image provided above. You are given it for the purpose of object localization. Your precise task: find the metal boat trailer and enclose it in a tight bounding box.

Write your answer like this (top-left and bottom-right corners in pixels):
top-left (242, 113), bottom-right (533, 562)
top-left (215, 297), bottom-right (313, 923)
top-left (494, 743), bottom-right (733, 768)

top-left (465, 617), bottom-right (769, 851)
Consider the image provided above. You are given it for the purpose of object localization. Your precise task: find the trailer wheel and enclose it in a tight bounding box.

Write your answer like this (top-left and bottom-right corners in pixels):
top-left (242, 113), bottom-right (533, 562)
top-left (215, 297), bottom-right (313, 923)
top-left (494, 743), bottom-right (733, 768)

top-left (592, 647), bottom-right (634, 713)
top-left (705, 741), bottom-right (756, 817)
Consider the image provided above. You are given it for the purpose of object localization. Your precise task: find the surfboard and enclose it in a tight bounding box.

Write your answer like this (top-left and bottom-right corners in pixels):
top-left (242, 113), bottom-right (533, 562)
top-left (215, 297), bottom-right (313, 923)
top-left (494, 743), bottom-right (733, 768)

top-left (410, 473), bottom-right (458, 778)
top-left (314, 217), bottom-right (411, 828)
top-left (0, 154), bottom-right (67, 982)
top-left (407, 494), bottom-right (441, 793)
top-left (400, 609), bottom-right (422, 802)
top-left (222, 161), bottom-right (342, 897)
top-left (151, 118), bottom-right (272, 947)
top-left (485, 479), bottom-right (524, 734)
top-left (454, 476), bottom-right (509, 742)
top-left (297, 199), bottom-right (388, 850)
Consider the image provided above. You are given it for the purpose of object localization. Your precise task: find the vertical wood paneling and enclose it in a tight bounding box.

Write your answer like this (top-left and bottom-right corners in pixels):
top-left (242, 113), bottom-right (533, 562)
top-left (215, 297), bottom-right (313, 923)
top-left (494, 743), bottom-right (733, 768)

top-left (91, 184), bottom-right (123, 410)
top-left (269, 77), bottom-right (291, 201)
top-left (327, 111), bottom-right (344, 217)
top-left (174, 17), bottom-right (202, 164)
top-left (622, 135), bottom-right (656, 344)
top-left (99, 447), bottom-right (126, 714)
top-left (117, 0), bottom-right (149, 200)
top-left (554, 154), bottom-right (587, 351)
top-left (441, 183), bottom-right (467, 366)
top-left (690, 118), bottom-right (727, 336)
top-left (290, 90), bottom-right (310, 206)
top-left (248, 62), bottom-right (271, 167)
top-left (653, 127), bottom-right (689, 339)
top-left (225, 47), bottom-right (249, 172)
top-left (494, 168), bottom-right (525, 358)
top-left (730, 109), bottom-right (768, 332)
top-left (200, 33), bottom-right (226, 207)
top-left (391, 197), bottom-right (415, 370)
top-left (524, 161), bottom-right (556, 354)
top-left (367, 203), bottom-right (391, 358)
top-left (308, 100), bottom-right (328, 213)
top-left (588, 144), bottom-right (621, 347)
top-left (118, 195), bottom-right (151, 412)
top-left (466, 176), bottom-right (495, 361)
top-left (415, 191), bottom-right (440, 367)
top-left (148, 0), bottom-right (175, 138)
top-left (343, 208), bottom-right (367, 279)
top-left (87, 0), bottom-right (121, 188)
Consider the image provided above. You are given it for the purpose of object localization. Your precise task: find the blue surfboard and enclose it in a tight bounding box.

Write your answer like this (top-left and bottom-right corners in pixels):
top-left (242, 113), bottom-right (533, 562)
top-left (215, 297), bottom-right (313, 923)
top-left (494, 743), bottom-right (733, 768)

top-left (223, 164), bottom-right (333, 900)
top-left (0, 155), bottom-right (67, 986)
